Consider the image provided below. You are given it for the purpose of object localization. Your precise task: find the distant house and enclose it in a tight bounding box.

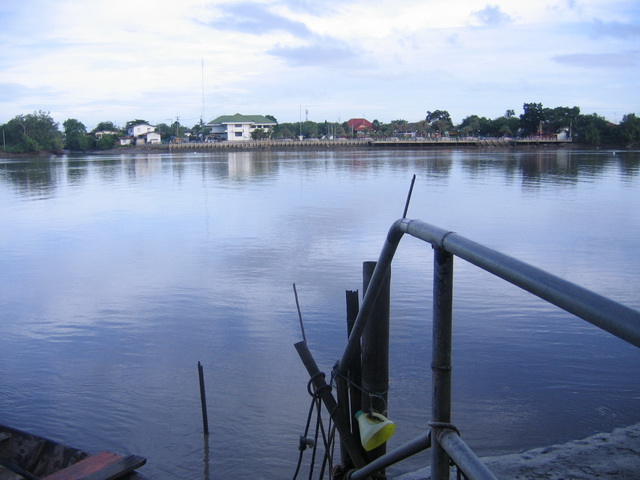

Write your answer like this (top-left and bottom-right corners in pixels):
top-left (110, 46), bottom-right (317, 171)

top-left (126, 123), bottom-right (161, 145)
top-left (127, 123), bottom-right (156, 137)
top-left (137, 132), bottom-right (161, 145)
top-left (207, 114), bottom-right (277, 141)
top-left (347, 118), bottom-right (374, 135)
top-left (94, 130), bottom-right (120, 139)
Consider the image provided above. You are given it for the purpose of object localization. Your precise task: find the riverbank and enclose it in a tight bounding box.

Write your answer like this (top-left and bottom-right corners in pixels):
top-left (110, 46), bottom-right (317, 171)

top-left (394, 422), bottom-right (640, 479)
top-left (129, 137), bottom-right (574, 151)
top-left (5, 139), bottom-right (633, 157)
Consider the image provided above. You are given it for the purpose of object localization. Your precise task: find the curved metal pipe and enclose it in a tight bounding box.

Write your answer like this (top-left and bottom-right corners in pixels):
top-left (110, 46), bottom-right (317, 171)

top-left (397, 218), bottom-right (640, 347)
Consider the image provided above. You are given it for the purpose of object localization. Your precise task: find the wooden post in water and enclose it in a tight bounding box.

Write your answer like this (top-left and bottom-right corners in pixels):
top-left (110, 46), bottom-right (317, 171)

top-left (346, 289), bottom-right (362, 443)
top-left (198, 361), bottom-right (210, 435)
top-left (338, 289), bottom-right (362, 470)
top-left (361, 261), bottom-right (391, 465)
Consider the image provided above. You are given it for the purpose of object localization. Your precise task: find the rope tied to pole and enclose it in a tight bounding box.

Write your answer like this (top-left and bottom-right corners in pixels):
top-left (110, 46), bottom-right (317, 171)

top-left (293, 370), bottom-right (338, 480)
top-left (331, 367), bottom-right (389, 414)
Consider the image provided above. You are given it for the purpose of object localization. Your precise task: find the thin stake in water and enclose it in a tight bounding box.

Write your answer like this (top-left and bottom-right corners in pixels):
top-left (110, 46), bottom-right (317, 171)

top-left (198, 361), bottom-right (209, 435)
top-left (403, 174), bottom-right (416, 218)
top-left (293, 283), bottom-right (308, 343)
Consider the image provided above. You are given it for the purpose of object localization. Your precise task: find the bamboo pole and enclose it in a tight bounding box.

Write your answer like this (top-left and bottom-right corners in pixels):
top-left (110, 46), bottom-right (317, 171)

top-left (198, 361), bottom-right (209, 435)
top-left (361, 261), bottom-right (391, 465)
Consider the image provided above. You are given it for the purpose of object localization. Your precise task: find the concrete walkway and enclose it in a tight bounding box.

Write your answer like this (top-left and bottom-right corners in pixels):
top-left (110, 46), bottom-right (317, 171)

top-left (394, 422), bottom-right (640, 480)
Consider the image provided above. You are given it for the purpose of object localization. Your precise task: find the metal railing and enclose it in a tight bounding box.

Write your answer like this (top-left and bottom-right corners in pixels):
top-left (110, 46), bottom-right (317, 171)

top-left (334, 218), bottom-right (640, 479)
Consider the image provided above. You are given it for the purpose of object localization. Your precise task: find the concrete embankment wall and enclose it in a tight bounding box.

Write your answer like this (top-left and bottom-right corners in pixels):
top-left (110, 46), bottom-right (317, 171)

top-left (132, 138), bottom-right (573, 151)
top-left (135, 139), bottom-right (370, 151)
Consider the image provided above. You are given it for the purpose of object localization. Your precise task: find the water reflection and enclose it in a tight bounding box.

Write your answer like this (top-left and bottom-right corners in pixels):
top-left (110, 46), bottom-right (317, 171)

top-left (0, 148), bottom-right (639, 480)
top-left (2, 149), bottom-right (638, 196)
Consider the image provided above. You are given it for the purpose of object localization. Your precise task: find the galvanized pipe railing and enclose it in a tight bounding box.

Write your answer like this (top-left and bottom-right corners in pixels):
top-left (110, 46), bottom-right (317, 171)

top-left (435, 428), bottom-right (498, 480)
top-left (338, 218), bottom-right (640, 480)
top-left (347, 432), bottom-right (431, 480)
top-left (399, 218), bottom-right (640, 347)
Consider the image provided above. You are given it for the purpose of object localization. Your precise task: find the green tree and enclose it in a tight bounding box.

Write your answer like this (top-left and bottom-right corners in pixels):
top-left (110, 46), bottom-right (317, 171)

top-left (458, 115), bottom-right (487, 136)
top-left (544, 106), bottom-right (580, 134)
top-left (155, 123), bottom-right (172, 141)
top-left (425, 110), bottom-right (453, 134)
top-left (412, 120), bottom-right (428, 137)
top-left (619, 113), bottom-right (640, 146)
top-left (574, 113), bottom-right (617, 146)
top-left (96, 134), bottom-right (117, 150)
top-left (389, 119), bottom-right (409, 136)
top-left (170, 120), bottom-right (186, 139)
top-left (2, 111), bottom-right (63, 153)
top-left (491, 114), bottom-right (520, 137)
top-left (63, 118), bottom-right (90, 151)
top-left (276, 125), bottom-right (294, 138)
top-left (251, 128), bottom-right (267, 140)
top-left (520, 102), bottom-right (544, 136)
top-left (301, 121), bottom-right (319, 138)
top-left (93, 121), bottom-right (120, 133)
top-left (191, 121), bottom-right (211, 141)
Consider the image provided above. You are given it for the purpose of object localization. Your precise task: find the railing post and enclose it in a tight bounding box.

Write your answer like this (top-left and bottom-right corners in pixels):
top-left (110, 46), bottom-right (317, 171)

top-left (432, 247), bottom-right (454, 480)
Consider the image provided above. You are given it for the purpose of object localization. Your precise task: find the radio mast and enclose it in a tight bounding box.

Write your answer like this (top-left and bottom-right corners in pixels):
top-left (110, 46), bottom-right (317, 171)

top-left (201, 59), bottom-right (206, 124)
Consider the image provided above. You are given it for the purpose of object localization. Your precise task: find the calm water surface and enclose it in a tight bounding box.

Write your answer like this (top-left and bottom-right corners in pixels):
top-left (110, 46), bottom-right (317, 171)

top-left (1, 148), bottom-right (639, 479)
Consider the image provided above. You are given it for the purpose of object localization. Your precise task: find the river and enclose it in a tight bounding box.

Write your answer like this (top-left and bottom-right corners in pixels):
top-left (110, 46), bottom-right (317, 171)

top-left (1, 148), bottom-right (639, 479)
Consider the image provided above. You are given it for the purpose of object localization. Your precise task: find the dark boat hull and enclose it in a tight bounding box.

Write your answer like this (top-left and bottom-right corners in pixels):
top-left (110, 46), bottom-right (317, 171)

top-left (0, 425), bottom-right (147, 479)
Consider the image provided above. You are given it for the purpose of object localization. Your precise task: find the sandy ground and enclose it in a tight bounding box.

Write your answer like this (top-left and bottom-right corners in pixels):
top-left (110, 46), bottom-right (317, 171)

top-left (393, 423), bottom-right (640, 479)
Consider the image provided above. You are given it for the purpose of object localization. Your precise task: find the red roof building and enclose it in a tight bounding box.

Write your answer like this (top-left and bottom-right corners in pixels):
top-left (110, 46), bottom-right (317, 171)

top-left (347, 118), bottom-right (374, 134)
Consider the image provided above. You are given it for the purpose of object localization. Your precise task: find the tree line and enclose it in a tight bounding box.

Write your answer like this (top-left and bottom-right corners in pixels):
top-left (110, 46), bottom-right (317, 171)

top-left (1, 103), bottom-right (639, 154)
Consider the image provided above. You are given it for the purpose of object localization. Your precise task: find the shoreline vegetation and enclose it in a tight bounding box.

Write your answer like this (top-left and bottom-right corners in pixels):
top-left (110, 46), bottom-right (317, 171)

top-left (1, 104), bottom-right (639, 155)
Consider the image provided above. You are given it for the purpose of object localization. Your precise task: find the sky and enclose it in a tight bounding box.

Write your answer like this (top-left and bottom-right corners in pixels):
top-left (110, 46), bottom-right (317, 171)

top-left (1, 0), bottom-right (639, 130)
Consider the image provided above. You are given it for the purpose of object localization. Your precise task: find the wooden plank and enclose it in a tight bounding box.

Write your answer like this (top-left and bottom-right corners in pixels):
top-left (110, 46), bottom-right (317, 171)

top-left (41, 451), bottom-right (146, 480)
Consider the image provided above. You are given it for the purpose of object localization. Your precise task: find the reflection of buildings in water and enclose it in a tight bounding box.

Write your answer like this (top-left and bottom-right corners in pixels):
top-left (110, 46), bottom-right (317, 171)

top-left (226, 151), bottom-right (279, 179)
top-left (132, 154), bottom-right (162, 177)
top-left (527, 150), bottom-right (573, 175)
top-left (227, 152), bottom-right (256, 178)
top-left (555, 149), bottom-right (570, 170)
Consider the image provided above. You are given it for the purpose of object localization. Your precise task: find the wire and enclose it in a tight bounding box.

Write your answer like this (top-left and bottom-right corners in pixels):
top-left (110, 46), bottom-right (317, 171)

top-left (292, 398), bottom-right (317, 480)
top-left (293, 376), bottom-right (338, 479)
top-left (332, 367), bottom-right (389, 413)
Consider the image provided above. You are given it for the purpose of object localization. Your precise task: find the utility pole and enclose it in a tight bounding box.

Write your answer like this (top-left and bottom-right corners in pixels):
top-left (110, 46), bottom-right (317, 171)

top-left (201, 58), bottom-right (206, 124)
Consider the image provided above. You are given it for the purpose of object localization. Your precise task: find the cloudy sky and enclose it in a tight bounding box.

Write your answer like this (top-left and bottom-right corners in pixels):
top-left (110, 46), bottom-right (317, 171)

top-left (1, 0), bottom-right (638, 129)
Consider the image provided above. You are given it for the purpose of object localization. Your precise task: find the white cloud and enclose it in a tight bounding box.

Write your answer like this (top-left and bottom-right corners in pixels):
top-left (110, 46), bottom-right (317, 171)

top-left (0, 0), bottom-right (638, 127)
top-left (471, 5), bottom-right (512, 27)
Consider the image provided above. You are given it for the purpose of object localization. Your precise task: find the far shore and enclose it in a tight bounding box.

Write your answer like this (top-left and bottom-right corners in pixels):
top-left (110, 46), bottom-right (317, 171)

top-left (2, 139), bottom-right (636, 157)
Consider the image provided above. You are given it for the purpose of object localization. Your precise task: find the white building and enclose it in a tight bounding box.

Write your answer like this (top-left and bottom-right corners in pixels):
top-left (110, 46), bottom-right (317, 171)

top-left (127, 123), bottom-right (156, 137)
top-left (135, 132), bottom-right (161, 145)
top-left (125, 123), bottom-right (162, 145)
top-left (207, 114), bottom-right (276, 141)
